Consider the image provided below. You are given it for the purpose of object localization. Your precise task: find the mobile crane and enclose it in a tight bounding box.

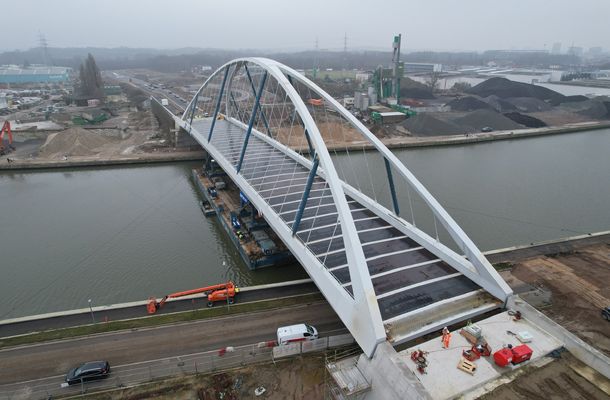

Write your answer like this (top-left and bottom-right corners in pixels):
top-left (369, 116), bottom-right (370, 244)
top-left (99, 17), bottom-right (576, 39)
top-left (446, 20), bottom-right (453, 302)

top-left (147, 281), bottom-right (239, 314)
top-left (0, 120), bottom-right (15, 155)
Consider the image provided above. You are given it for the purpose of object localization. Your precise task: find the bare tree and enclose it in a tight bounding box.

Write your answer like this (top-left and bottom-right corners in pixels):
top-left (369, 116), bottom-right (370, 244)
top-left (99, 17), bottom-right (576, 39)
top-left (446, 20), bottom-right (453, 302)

top-left (425, 71), bottom-right (441, 91)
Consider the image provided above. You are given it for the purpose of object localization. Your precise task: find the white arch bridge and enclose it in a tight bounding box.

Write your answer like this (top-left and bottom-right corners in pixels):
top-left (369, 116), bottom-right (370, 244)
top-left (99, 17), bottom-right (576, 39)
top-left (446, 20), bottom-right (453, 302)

top-left (172, 58), bottom-right (512, 357)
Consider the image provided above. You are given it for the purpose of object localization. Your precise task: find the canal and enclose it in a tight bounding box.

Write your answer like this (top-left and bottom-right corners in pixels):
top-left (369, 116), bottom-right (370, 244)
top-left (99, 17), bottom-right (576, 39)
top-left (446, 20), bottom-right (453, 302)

top-left (1, 128), bottom-right (609, 319)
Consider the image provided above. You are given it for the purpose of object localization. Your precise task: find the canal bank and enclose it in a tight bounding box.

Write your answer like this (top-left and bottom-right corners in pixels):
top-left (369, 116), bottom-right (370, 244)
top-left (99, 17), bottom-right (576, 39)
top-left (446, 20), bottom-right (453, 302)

top-left (0, 150), bottom-right (206, 170)
top-left (1, 127), bottom-right (609, 320)
top-left (2, 121), bottom-right (609, 170)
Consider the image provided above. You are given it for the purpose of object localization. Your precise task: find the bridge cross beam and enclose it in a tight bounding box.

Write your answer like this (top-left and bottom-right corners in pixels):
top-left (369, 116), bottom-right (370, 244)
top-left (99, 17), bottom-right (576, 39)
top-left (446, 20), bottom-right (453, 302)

top-left (244, 64), bottom-right (272, 136)
top-left (208, 65), bottom-right (230, 142)
top-left (384, 158), bottom-right (400, 216)
top-left (236, 71), bottom-right (268, 173)
top-left (292, 153), bottom-right (319, 235)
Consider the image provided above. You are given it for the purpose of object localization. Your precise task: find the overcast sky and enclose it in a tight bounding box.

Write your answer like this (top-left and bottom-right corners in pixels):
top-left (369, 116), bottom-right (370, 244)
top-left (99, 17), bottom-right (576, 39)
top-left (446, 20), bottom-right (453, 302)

top-left (4, 0), bottom-right (609, 52)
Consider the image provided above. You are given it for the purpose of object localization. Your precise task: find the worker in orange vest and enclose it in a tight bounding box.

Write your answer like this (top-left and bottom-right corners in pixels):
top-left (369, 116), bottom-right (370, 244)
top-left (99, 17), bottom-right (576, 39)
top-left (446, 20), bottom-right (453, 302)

top-left (441, 327), bottom-right (451, 349)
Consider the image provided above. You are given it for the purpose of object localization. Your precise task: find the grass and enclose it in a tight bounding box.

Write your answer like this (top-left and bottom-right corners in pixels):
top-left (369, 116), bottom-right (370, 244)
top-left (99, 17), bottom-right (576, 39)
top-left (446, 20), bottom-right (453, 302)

top-left (0, 293), bottom-right (324, 350)
top-left (493, 262), bottom-right (514, 271)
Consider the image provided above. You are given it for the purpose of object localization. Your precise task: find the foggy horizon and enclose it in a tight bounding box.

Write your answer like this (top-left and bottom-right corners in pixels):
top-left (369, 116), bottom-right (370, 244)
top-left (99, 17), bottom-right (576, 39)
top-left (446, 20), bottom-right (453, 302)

top-left (3, 0), bottom-right (609, 54)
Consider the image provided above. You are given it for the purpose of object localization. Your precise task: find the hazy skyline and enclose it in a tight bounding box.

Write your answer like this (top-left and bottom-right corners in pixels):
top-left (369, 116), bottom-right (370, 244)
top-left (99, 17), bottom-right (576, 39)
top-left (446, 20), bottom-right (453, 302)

top-left (4, 0), bottom-right (609, 53)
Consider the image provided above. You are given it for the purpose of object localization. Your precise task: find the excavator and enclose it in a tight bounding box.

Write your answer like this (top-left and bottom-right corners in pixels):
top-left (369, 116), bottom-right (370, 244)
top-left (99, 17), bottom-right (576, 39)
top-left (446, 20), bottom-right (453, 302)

top-left (147, 281), bottom-right (239, 314)
top-left (0, 120), bottom-right (15, 156)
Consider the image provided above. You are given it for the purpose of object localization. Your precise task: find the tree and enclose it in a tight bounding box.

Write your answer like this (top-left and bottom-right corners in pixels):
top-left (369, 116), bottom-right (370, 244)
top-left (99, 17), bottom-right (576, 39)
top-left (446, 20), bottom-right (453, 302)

top-left (425, 71), bottom-right (441, 91)
top-left (78, 53), bottom-right (104, 99)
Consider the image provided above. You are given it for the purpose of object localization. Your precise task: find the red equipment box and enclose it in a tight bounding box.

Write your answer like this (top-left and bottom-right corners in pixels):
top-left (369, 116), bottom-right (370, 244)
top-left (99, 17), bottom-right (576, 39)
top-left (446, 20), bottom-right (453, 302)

top-left (511, 344), bottom-right (533, 364)
top-left (493, 348), bottom-right (513, 367)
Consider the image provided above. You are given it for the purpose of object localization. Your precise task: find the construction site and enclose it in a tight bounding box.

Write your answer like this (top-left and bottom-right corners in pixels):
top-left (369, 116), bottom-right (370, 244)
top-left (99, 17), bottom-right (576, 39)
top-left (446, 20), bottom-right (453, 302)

top-left (1, 31), bottom-right (609, 400)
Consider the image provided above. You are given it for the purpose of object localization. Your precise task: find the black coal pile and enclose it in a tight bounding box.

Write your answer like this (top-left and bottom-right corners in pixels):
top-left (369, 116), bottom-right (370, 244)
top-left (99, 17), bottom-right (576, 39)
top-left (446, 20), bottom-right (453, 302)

top-left (467, 77), bottom-right (565, 104)
top-left (482, 95), bottom-right (517, 112)
top-left (446, 96), bottom-right (493, 111)
top-left (561, 95), bottom-right (589, 103)
top-left (401, 113), bottom-right (464, 136)
top-left (559, 99), bottom-right (610, 119)
top-left (399, 77), bottom-right (435, 99)
top-left (452, 109), bottom-right (523, 131)
top-left (505, 97), bottom-right (552, 112)
top-left (503, 112), bottom-right (547, 128)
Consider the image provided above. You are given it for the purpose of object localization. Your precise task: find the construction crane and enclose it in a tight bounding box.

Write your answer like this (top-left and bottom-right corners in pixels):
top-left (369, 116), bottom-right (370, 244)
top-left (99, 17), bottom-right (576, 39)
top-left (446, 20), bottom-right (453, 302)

top-left (147, 281), bottom-right (239, 314)
top-left (0, 120), bottom-right (15, 156)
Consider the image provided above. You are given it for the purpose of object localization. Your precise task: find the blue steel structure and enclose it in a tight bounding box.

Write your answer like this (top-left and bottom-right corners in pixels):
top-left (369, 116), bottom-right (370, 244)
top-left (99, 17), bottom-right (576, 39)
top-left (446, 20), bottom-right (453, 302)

top-left (170, 58), bottom-right (513, 358)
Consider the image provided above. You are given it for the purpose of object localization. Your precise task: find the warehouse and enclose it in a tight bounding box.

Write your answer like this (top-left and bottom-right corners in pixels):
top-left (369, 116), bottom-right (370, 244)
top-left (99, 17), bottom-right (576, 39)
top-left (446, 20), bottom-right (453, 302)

top-left (0, 65), bottom-right (71, 84)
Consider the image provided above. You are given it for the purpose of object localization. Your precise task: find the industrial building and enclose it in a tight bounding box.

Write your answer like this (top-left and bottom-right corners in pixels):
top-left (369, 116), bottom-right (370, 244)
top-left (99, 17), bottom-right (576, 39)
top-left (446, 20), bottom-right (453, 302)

top-left (0, 65), bottom-right (71, 84)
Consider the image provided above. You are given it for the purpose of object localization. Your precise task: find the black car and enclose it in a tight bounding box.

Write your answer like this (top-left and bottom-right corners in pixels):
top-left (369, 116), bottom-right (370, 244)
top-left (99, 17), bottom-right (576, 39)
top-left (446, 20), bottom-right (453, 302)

top-left (603, 307), bottom-right (610, 321)
top-left (65, 361), bottom-right (110, 385)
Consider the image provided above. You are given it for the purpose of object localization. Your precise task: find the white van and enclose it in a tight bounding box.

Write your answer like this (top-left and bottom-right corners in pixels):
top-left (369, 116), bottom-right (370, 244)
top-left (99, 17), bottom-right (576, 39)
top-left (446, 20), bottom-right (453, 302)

top-left (277, 323), bottom-right (318, 345)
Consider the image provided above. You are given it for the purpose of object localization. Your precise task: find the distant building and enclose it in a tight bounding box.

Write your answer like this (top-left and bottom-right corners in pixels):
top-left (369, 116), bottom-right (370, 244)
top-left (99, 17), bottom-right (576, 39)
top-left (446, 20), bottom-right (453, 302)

top-left (588, 46), bottom-right (603, 56)
top-left (568, 46), bottom-right (583, 57)
top-left (403, 62), bottom-right (442, 74)
top-left (0, 65), bottom-right (71, 84)
top-left (551, 42), bottom-right (562, 54)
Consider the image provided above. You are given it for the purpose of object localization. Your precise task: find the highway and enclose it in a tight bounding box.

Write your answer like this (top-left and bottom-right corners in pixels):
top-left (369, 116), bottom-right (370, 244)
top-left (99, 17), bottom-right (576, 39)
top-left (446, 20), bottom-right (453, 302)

top-left (0, 301), bottom-right (345, 399)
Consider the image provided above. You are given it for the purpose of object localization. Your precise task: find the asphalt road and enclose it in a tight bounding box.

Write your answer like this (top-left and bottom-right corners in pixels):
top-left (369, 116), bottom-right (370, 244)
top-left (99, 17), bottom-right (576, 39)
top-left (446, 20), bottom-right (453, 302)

top-left (0, 301), bottom-right (344, 398)
top-left (0, 282), bottom-right (319, 337)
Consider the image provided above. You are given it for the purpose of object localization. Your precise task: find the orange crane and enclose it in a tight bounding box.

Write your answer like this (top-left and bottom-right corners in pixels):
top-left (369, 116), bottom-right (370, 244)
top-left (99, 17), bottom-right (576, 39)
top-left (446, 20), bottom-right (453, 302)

top-left (0, 120), bottom-right (15, 156)
top-left (147, 281), bottom-right (239, 314)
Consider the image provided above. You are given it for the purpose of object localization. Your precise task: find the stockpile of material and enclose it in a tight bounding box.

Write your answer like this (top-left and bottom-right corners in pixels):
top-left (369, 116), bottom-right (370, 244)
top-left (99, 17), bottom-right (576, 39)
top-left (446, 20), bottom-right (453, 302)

top-left (400, 113), bottom-right (464, 136)
top-left (503, 112), bottom-right (547, 128)
top-left (558, 99), bottom-right (610, 119)
top-left (482, 95), bottom-right (517, 112)
top-left (38, 127), bottom-right (113, 158)
top-left (453, 109), bottom-right (523, 131)
top-left (466, 77), bottom-right (566, 104)
top-left (446, 96), bottom-right (494, 112)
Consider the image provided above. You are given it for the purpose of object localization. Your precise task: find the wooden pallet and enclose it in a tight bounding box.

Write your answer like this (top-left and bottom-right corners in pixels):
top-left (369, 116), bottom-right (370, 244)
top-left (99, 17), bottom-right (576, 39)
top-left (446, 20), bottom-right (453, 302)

top-left (457, 358), bottom-right (477, 375)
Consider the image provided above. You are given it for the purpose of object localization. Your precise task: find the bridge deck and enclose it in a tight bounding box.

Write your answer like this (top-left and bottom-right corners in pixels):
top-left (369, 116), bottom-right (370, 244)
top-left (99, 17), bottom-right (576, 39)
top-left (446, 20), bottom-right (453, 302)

top-left (191, 118), bottom-right (483, 324)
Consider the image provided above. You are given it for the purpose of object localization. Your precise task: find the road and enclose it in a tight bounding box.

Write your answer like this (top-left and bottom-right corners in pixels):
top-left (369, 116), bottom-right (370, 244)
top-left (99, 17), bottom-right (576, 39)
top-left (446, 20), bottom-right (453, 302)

top-left (0, 281), bottom-right (319, 337)
top-left (0, 301), bottom-right (344, 399)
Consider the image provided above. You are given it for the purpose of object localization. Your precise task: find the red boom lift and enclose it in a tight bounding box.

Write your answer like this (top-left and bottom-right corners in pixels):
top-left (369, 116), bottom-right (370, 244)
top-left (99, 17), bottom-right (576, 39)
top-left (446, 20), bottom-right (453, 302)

top-left (147, 281), bottom-right (239, 314)
top-left (0, 120), bottom-right (15, 155)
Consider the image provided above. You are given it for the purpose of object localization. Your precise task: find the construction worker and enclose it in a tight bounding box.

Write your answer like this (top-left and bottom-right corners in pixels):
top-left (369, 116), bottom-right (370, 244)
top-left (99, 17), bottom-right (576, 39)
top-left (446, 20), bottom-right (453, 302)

top-left (441, 327), bottom-right (451, 349)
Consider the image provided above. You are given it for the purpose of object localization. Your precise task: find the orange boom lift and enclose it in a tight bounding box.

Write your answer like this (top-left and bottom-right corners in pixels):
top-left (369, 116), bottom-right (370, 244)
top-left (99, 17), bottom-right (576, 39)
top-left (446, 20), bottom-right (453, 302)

top-left (147, 281), bottom-right (239, 314)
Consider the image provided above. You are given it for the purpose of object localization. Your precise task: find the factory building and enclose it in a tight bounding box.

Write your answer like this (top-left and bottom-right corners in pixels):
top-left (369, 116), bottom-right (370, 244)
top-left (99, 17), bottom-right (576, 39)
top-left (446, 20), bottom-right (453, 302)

top-left (0, 65), bottom-right (71, 84)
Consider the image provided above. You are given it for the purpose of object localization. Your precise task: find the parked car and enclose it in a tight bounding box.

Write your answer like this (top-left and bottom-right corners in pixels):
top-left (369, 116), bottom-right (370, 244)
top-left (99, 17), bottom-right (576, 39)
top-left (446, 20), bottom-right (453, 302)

top-left (65, 361), bottom-right (110, 385)
top-left (602, 306), bottom-right (610, 321)
top-left (481, 126), bottom-right (493, 133)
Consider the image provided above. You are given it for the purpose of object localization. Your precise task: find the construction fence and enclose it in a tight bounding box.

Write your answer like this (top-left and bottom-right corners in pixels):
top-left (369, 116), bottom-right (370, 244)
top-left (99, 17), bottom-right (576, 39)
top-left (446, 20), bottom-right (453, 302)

top-left (2, 334), bottom-right (355, 400)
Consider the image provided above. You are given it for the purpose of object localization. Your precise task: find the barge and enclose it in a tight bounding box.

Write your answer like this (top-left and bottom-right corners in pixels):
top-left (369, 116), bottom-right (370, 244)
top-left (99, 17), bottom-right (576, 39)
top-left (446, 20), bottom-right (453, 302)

top-left (191, 160), bottom-right (295, 270)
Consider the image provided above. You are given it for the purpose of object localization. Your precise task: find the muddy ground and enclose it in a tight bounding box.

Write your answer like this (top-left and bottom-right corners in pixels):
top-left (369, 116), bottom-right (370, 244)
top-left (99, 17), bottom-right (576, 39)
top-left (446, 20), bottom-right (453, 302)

top-left (478, 352), bottom-right (608, 400)
top-left (503, 243), bottom-right (610, 356)
top-left (82, 355), bottom-right (327, 400)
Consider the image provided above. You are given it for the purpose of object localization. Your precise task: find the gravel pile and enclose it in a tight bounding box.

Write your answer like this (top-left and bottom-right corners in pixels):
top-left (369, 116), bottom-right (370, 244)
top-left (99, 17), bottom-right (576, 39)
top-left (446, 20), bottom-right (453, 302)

top-left (559, 99), bottom-right (609, 119)
top-left (400, 113), bottom-right (464, 136)
top-left (452, 109), bottom-right (523, 131)
top-left (467, 77), bottom-right (565, 103)
top-left (446, 96), bottom-right (493, 111)
top-left (483, 95), bottom-right (517, 112)
top-left (39, 127), bottom-right (113, 158)
top-left (505, 97), bottom-right (552, 112)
